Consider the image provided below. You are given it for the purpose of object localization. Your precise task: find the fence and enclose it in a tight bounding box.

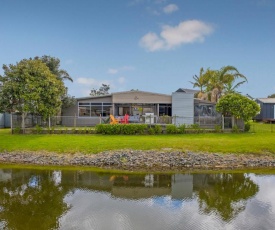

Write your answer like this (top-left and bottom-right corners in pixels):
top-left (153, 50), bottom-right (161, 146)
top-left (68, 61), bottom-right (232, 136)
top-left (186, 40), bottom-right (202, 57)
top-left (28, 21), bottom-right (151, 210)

top-left (11, 113), bottom-right (244, 130)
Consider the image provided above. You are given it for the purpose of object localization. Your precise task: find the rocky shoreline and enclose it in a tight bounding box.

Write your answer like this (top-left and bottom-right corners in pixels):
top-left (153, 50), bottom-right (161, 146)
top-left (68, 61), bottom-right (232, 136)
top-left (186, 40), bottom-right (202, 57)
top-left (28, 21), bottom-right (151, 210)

top-left (1, 149), bottom-right (275, 171)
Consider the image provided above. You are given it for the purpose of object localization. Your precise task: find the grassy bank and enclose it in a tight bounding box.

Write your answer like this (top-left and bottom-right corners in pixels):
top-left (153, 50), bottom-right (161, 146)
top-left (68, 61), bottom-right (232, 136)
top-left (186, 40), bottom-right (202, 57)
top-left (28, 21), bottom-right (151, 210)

top-left (1, 122), bottom-right (275, 154)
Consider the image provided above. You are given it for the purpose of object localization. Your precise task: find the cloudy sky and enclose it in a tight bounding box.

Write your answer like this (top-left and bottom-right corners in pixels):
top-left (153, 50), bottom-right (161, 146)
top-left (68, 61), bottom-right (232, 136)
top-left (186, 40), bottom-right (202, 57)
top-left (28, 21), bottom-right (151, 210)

top-left (1, 0), bottom-right (274, 98)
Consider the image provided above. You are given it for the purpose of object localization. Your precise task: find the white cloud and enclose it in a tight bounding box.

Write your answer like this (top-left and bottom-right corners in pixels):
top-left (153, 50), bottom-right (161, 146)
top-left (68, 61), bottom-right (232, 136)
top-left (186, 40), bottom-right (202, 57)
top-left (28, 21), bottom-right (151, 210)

top-left (140, 20), bottom-right (214, 51)
top-left (107, 69), bottom-right (118, 74)
top-left (163, 4), bottom-right (179, 14)
top-left (118, 77), bottom-right (126, 84)
top-left (107, 66), bottom-right (135, 75)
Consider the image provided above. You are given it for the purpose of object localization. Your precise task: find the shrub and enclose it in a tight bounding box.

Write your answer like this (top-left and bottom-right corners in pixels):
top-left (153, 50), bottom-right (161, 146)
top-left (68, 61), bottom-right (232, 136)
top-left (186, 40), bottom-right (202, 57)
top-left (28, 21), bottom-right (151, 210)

top-left (120, 124), bottom-right (136, 135)
top-left (148, 127), bottom-right (155, 135)
top-left (136, 124), bottom-right (147, 134)
top-left (154, 125), bottom-right (162, 134)
top-left (177, 124), bottom-right (186, 134)
top-left (32, 125), bottom-right (43, 134)
top-left (13, 127), bottom-right (22, 134)
top-left (71, 128), bottom-right (77, 134)
top-left (190, 123), bottom-right (200, 129)
top-left (214, 125), bottom-right (221, 133)
top-left (166, 124), bottom-right (178, 134)
top-left (244, 122), bottom-right (251, 132)
top-left (232, 125), bottom-right (240, 133)
top-left (95, 124), bottom-right (148, 135)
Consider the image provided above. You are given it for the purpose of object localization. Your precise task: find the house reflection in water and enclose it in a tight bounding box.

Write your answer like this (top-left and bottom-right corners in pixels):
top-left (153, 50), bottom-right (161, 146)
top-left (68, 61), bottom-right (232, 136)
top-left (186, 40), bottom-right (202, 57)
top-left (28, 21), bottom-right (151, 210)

top-left (60, 171), bottom-right (194, 200)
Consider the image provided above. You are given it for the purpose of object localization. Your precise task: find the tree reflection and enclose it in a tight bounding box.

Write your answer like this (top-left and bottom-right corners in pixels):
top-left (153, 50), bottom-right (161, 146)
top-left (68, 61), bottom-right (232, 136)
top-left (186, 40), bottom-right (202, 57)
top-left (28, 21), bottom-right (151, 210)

top-left (194, 173), bottom-right (259, 221)
top-left (0, 169), bottom-right (69, 230)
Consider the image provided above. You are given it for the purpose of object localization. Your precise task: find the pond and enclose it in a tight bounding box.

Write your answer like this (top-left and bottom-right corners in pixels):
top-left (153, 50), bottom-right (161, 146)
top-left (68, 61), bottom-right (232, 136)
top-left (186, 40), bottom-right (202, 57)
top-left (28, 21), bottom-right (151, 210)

top-left (0, 166), bottom-right (275, 230)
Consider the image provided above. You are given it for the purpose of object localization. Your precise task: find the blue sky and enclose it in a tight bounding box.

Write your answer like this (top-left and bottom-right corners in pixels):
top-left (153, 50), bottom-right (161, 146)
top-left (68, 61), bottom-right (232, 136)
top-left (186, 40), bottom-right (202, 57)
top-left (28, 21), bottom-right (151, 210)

top-left (1, 0), bottom-right (274, 98)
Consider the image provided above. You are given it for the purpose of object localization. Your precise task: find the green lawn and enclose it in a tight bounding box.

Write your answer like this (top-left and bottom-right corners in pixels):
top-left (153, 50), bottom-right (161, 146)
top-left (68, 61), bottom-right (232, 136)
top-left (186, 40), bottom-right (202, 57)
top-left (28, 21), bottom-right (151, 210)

top-left (1, 122), bottom-right (275, 154)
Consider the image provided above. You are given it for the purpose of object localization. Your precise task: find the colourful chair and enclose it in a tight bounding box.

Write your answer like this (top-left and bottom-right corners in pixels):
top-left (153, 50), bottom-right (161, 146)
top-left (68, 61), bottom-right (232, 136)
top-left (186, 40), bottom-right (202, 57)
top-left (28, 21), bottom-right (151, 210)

top-left (120, 114), bottom-right (129, 124)
top-left (110, 115), bottom-right (120, 124)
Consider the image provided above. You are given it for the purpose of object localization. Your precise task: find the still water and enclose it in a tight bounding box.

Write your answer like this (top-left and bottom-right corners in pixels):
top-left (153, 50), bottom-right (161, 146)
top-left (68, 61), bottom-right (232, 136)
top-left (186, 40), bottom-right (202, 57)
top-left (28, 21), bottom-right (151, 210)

top-left (0, 166), bottom-right (275, 230)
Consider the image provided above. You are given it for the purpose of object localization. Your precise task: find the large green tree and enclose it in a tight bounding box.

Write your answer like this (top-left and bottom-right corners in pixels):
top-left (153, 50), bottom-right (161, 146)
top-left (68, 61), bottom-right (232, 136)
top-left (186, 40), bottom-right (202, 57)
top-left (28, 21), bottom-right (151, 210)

top-left (0, 59), bottom-right (66, 130)
top-left (90, 84), bottom-right (110, 96)
top-left (34, 55), bottom-right (75, 110)
top-left (216, 93), bottom-right (260, 122)
top-left (34, 55), bottom-right (73, 82)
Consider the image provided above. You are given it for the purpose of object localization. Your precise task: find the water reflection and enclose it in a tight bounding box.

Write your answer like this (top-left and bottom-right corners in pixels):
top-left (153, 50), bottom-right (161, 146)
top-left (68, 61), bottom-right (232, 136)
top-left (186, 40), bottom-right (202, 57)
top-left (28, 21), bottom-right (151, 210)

top-left (0, 167), bottom-right (274, 230)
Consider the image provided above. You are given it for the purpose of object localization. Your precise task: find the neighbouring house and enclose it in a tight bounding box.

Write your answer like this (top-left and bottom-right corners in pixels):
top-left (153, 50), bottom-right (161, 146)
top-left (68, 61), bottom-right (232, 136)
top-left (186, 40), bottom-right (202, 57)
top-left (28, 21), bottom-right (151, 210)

top-left (61, 89), bottom-right (218, 127)
top-left (254, 98), bottom-right (275, 122)
top-left (0, 112), bottom-right (11, 128)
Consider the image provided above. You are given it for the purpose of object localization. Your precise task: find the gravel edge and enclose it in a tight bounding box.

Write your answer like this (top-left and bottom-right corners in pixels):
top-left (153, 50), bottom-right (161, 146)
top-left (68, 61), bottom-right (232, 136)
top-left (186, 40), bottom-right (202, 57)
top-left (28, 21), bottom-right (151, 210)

top-left (1, 149), bottom-right (275, 171)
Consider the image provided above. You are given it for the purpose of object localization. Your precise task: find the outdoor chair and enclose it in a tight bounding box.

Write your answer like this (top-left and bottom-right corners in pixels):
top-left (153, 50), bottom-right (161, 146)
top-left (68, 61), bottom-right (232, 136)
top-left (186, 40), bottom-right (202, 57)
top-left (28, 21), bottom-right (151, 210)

top-left (120, 114), bottom-right (129, 124)
top-left (110, 115), bottom-right (120, 124)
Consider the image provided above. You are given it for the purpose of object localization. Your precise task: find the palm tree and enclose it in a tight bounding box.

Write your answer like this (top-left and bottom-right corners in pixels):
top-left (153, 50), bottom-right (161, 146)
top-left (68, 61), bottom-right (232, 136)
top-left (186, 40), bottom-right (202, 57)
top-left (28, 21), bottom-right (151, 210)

top-left (223, 80), bottom-right (247, 95)
top-left (190, 67), bottom-right (209, 99)
top-left (207, 66), bottom-right (247, 102)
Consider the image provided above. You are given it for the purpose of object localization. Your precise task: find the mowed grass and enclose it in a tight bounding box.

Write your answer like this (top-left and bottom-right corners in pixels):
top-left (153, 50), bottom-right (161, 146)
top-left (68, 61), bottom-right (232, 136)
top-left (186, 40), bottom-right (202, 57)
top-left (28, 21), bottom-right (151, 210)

top-left (1, 122), bottom-right (275, 155)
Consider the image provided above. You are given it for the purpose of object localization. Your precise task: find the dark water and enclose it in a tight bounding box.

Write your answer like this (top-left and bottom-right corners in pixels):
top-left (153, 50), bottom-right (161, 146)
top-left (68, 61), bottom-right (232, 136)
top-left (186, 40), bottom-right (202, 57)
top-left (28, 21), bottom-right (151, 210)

top-left (0, 167), bottom-right (275, 230)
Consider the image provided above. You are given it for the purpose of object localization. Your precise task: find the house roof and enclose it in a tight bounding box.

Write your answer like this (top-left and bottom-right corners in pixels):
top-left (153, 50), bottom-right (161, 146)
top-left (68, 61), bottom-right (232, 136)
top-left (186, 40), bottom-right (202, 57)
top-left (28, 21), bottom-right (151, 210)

top-left (175, 88), bottom-right (199, 94)
top-left (257, 98), bottom-right (275, 103)
top-left (76, 90), bottom-right (171, 101)
top-left (76, 94), bottom-right (112, 101)
top-left (112, 90), bottom-right (171, 97)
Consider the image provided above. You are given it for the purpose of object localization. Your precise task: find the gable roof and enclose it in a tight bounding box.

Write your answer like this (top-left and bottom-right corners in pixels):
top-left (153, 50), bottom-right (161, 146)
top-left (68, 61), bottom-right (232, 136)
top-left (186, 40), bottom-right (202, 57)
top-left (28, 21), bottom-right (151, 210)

top-left (175, 88), bottom-right (199, 94)
top-left (257, 98), bottom-right (275, 103)
top-left (76, 90), bottom-right (171, 101)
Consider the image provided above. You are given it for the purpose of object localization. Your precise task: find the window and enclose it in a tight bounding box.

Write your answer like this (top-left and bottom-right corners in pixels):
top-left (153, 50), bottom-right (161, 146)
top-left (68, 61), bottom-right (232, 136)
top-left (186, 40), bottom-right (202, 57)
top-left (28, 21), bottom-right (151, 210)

top-left (159, 104), bottom-right (171, 116)
top-left (78, 102), bottom-right (112, 117)
top-left (78, 103), bottom-right (91, 117)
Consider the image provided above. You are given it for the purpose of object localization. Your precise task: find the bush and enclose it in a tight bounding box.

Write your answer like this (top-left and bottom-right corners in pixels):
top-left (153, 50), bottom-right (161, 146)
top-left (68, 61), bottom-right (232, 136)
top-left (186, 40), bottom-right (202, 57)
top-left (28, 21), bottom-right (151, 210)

top-left (148, 127), bottom-right (155, 135)
top-left (154, 125), bottom-right (162, 134)
top-left (177, 124), bottom-right (186, 134)
top-left (190, 123), bottom-right (200, 129)
top-left (214, 125), bottom-right (221, 133)
top-left (95, 124), bottom-right (147, 135)
top-left (135, 124), bottom-right (147, 134)
top-left (244, 122), bottom-right (251, 132)
top-left (166, 124), bottom-right (178, 134)
top-left (32, 125), bottom-right (43, 134)
top-left (232, 125), bottom-right (240, 133)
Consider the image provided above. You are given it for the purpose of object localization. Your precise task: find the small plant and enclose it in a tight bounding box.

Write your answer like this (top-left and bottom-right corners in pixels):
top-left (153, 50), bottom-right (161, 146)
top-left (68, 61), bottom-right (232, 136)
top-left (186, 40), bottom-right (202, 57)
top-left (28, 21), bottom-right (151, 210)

top-left (71, 128), bottom-right (77, 134)
top-left (177, 124), bottom-right (186, 134)
top-left (13, 127), bottom-right (22, 134)
top-left (244, 122), bottom-right (251, 132)
top-left (166, 124), bottom-right (177, 134)
top-left (214, 125), bottom-right (221, 133)
top-left (63, 127), bottom-right (69, 134)
top-left (154, 125), bottom-right (162, 134)
top-left (232, 125), bottom-right (240, 133)
top-left (148, 127), bottom-right (155, 135)
top-left (190, 123), bottom-right (200, 129)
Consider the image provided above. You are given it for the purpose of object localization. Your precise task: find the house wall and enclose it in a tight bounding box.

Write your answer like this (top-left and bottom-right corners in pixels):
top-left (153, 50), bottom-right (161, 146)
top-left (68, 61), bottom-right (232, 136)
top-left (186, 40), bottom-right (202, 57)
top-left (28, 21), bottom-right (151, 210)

top-left (0, 113), bottom-right (11, 128)
top-left (0, 113), bottom-right (4, 128)
top-left (172, 92), bottom-right (194, 125)
top-left (113, 91), bottom-right (171, 104)
top-left (262, 103), bottom-right (275, 119)
top-left (255, 100), bottom-right (275, 120)
top-left (254, 100), bottom-right (263, 120)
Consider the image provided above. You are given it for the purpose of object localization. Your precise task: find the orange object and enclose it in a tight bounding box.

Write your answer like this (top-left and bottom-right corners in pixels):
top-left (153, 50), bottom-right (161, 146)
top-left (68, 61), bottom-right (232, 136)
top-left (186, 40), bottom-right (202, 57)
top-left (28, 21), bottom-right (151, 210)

top-left (110, 115), bottom-right (120, 124)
